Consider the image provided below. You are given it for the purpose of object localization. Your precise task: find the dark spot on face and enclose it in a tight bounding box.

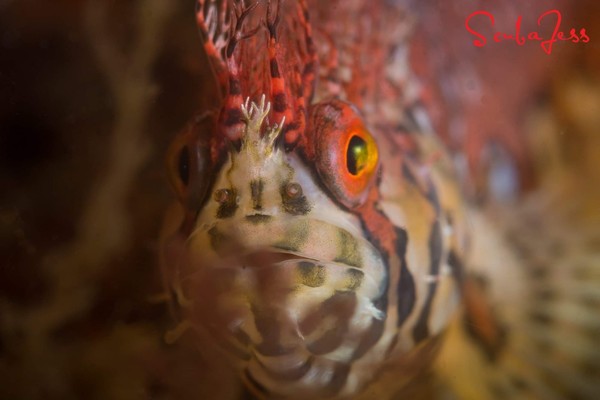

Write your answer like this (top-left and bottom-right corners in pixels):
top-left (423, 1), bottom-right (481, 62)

top-left (297, 262), bottom-right (326, 287)
top-left (208, 227), bottom-right (230, 255)
top-left (333, 229), bottom-right (362, 268)
top-left (250, 179), bottom-right (264, 210)
top-left (280, 182), bottom-right (311, 215)
top-left (215, 188), bottom-right (238, 218)
top-left (245, 214), bottom-right (272, 224)
top-left (344, 269), bottom-right (364, 291)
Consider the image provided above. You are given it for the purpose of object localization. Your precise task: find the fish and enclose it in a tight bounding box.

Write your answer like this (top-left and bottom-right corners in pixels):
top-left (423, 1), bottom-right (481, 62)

top-left (160, 1), bottom-right (600, 398)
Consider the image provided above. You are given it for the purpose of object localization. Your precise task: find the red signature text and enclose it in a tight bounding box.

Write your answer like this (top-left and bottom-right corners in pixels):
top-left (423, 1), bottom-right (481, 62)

top-left (465, 9), bottom-right (590, 55)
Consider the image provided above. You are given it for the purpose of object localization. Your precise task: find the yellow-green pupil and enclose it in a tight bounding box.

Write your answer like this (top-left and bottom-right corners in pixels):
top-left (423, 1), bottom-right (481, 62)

top-left (347, 136), bottom-right (368, 175)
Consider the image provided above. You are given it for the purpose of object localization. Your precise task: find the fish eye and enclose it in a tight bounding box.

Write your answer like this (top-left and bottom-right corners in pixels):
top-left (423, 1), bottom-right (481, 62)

top-left (178, 146), bottom-right (190, 186)
top-left (166, 113), bottom-right (216, 210)
top-left (307, 100), bottom-right (379, 209)
top-left (346, 135), bottom-right (368, 176)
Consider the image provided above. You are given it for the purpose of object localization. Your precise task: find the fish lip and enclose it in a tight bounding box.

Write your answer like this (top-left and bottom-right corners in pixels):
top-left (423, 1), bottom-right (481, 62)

top-left (238, 249), bottom-right (319, 269)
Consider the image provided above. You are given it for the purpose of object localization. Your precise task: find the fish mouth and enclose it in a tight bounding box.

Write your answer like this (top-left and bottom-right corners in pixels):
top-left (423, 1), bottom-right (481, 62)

top-left (205, 224), bottom-right (324, 270)
top-left (197, 217), bottom-right (386, 286)
top-left (238, 249), bottom-right (320, 270)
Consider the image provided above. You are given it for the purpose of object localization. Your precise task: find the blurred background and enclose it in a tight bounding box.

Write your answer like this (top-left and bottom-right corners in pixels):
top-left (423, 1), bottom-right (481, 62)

top-left (0, 0), bottom-right (598, 399)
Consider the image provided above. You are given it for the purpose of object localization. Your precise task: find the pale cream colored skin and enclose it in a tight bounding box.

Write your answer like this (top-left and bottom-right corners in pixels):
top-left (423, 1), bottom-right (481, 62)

top-left (172, 98), bottom-right (391, 397)
top-left (162, 97), bottom-right (466, 398)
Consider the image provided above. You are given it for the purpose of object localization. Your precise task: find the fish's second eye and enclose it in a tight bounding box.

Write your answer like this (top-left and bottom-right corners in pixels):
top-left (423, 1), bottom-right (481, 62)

top-left (178, 146), bottom-right (190, 185)
top-left (166, 112), bottom-right (216, 210)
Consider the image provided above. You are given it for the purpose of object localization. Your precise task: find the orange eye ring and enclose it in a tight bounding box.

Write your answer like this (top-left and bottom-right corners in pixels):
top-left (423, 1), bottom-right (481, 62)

top-left (166, 112), bottom-right (217, 210)
top-left (307, 100), bottom-right (379, 209)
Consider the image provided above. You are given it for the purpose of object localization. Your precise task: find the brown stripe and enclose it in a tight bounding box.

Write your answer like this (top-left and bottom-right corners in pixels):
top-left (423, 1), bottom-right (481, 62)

top-left (351, 317), bottom-right (385, 360)
top-left (250, 179), bottom-right (264, 210)
top-left (324, 363), bottom-right (351, 396)
top-left (396, 227), bottom-right (416, 326)
top-left (300, 292), bottom-right (357, 338)
top-left (412, 220), bottom-right (443, 342)
top-left (253, 305), bottom-right (294, 357)
top-left (447, 249), bottom-right (466, 283)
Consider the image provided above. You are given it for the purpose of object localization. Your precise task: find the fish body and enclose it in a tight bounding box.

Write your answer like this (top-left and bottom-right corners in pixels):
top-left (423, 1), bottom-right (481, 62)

top-left (161, 1), bottom-right (600, 398)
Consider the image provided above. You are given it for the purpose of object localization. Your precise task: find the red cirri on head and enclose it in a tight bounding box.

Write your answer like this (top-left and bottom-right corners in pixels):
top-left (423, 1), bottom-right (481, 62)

top-left (195, 0), bottom-right (317, 146)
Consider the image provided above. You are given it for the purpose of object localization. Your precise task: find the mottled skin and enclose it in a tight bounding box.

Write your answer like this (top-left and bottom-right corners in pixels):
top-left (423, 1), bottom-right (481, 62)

top-left (161, 0), bottom-right (478, 398)
top-left (161, 1), bottom-right (600, 399)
